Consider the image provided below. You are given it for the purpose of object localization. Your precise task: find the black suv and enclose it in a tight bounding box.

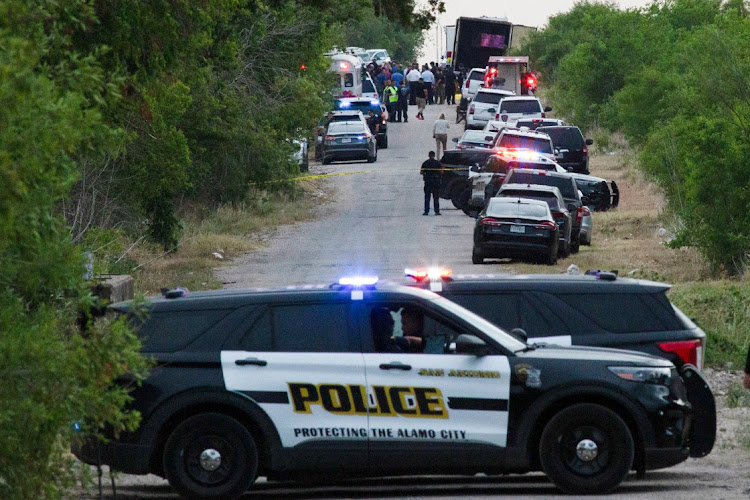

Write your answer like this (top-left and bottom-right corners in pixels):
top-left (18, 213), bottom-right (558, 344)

top-left (571, 172), bottom-right (620, 211)
top-left (503, 168), bottom-right (585, 252)
top-left (537, 126), bottom-right (593, 174)
top-left (335, 98), bottom-right (388, 148)
top-left (74, 279), bottom-right (710, 498)
top-left (438, 148), bottom-right (496, 206)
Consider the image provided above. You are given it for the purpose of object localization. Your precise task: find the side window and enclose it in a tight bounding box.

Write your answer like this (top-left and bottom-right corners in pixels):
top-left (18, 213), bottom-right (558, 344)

top-left (517, 294), bottom-right (569, 338)
top-left (136, 309), bottom-right (233, 352)
top-left (555, 293), bottom-right (670, 333)
top-left (229, 307), bottom-right (273, 351)
top-left (484, 156), bottom-right (505, 174)
top-left (367, 303), bottom-right (468, 354)
top-left (444, 293), bottom-right (520, 333)
top-left (272, 303), bottom-right (353, 352)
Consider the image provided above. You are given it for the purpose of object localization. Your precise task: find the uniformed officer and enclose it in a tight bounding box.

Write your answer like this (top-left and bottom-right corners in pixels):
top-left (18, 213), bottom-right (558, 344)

top-left (420, 151), bottom-right (443, 215)
top-left (383, 80), bottom-right (399, 123)
top-left (396, 80), bottom-right (409, 122)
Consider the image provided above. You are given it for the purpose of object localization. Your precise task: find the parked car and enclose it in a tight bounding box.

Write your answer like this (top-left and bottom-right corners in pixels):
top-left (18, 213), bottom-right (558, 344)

top-left (466, 88), bottom-right (514, 130)
top-left (73, 278), bottom-right (711, 497)
top-left (321, 121), bottom-right (377, 164)
top-left (292, 138), bottom-right (308, 172)
top-left (502, 169), bottom-right (587, 253)
top-left (570, 172), bottom-right (620, 212)
top-left (362, 73), bottom-right (379, 101)
top-left (496, 183), bottom-right (573, 257)
top-left (366, 48), bottom-right (391, 65)
top-left (473, 197), bottom-right (560, 265)
top-left (461, 67), bottom-right (487, 100)
top-left (515, 118), bottom-right (566, 130)
top-left (537, 126), bottom-right (593, 174)
top-left (491, 128), bottom-right (555, 161)
top-left (453, 129), bottom-right (496, 149)
top-left (335, 98), bottom-right (388, 148)
top-left (493, 96), bottom-right (551, 126)
top-left (315, 110), bottom-right (367, 160)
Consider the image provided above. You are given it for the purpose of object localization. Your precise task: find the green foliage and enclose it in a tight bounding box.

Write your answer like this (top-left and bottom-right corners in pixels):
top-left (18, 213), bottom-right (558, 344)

top-left (344, 6), bottom-right (426, 62)
top-left (520, 0), bottom-right (750, 273)
top-left (669, 281), bottom-right (750, 368)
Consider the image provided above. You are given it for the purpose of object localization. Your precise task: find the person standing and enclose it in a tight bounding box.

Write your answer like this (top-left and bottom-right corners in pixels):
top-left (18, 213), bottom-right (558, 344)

top-left (435, 68), bottom-right (445, 105)
top-left (744, 346), bottom-right (750, 389)
top-left (420, 151), bottom-right (443, 215)
top-left (421, 66), bottom-right (435, 104)
top-left (444, 66), bottom-right (456, 105)
top-left (396, 79), bottom-right (409, 122)
top-left (433, 113), bottom-right (450, 157)
top-left (366, 110), bottom-right (380, 137)
top-left (414, 78), bottom-right (428, 120)
top-left (391, 65), bottom-right (404, 87)
top-left (383, 80), bottom-right (398, 122)
top-left (406, 64), bottom-right (421, 105)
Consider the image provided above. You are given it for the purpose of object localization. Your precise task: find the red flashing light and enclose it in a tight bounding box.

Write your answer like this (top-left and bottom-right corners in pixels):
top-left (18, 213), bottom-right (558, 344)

top-left (404, 268), bottom-right (453, 281)
top-left (300, 64), bottom-right (307, 70)
top-left (659, 340), bottom-right (701, 367)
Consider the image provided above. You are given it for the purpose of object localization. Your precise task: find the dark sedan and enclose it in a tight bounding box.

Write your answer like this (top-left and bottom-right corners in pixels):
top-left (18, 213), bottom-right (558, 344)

top-left (321, 121), bottom-right (377, 164)
top-left (473, 197), bottom-right (559, 265)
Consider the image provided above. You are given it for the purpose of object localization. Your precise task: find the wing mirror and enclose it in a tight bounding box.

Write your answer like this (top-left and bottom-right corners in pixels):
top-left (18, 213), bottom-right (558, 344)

top-left (452, 137), bottom-right (459, 142)
top-left (456, 334), bottom-right (488, 355)
top-left (544, 106), bottom-right (552, 112)
top-left (567, 203), bottom-right (577, 212)
top-left (510, 328), bottom-right (528, 343)
top-left (470, 162), bottom-right (482, 172)
top-left (566, 167), bottom-right (573, 172)
top-left (585, 138), bottom-right (594, 145)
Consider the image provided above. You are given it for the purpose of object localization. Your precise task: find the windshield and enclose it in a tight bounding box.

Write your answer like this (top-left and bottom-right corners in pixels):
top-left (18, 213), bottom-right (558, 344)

top-left (428, 295), bottom-right (527, 352)
top-left (508, 172), bottom-right (577, 198)
top-left (498, 135), bottom-right (553, 154)
top-left (473, 92), bottom-right (504, 104)
top-left (498, 190), bottom-right (560, 209)
top-left (461, 131), bottom-right (493, 143)
top-left (499, 100), bottom-right (542, 114)
top-left (362, 79), bottom-right (375, 93)
top-left (469, 71), bottom-right (485, 81)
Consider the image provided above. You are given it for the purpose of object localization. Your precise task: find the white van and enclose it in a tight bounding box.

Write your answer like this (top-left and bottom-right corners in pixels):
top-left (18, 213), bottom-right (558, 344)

top-left (328, 53), bottom-right (363, 98)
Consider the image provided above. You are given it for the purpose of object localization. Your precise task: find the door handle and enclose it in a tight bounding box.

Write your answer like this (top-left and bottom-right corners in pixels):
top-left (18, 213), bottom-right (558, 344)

top-left (379, 362), bottom-right (412, 371)
top-left (235, 358), bottom-right (268, 367)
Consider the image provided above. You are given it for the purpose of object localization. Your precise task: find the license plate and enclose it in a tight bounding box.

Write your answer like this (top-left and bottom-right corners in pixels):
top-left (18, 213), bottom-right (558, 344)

top-left (510, 225), bottom-right (525, 234)
top-left (341, 138), bottom-right (351, 143)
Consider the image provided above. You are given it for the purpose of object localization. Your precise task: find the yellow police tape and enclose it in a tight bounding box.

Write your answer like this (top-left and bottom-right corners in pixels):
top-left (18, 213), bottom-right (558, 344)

top-left (253, 167), bottom-right (467, 185)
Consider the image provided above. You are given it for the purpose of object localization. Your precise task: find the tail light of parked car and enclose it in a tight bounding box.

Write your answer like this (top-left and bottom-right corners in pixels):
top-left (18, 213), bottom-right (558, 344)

top-left (659, 339), bottom-right (704, 369)
top-left (479, 217), bottom-right (503, 226)
top-left (469, 105), bottom-right (475, 115)
top-left (576, 206), bottom-right (590, 223)
top-left (583, 145), bottom-right (589, 157)
top-left (535, 221), bottom-right (556, 230)
top-left (324, 135), bottom-right (335, 145)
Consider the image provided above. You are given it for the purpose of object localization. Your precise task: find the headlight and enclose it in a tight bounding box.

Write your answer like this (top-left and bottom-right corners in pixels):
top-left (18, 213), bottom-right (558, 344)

top-left (608, 366), bottom-right (671, 385)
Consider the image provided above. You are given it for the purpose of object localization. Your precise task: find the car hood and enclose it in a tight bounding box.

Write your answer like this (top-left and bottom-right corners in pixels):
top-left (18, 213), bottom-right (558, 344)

top-left (516, 345), bottom-right (673, 366)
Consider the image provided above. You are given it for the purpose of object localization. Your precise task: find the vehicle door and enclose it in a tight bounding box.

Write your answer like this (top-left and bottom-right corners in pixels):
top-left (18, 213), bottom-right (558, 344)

top-left (356, 298), bottom-right (511, 472)
top-left (221, 299), bottom-right (368, 470)
top-left (471, 92), bottom-right (503, 125)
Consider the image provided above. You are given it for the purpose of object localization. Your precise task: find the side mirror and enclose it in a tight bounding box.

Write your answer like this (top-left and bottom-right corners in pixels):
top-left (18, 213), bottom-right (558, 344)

top-left (581, 195), bottom-right (591, 206)
top-left (510, 328), bottom-right (528, 343)
top-left (566, 203), bottom-right (577, 212)
top-left (455, 334), bottom-right (488, 356)
top-left (585, 138), bottom-right (594, 146)
top-left (566, 167), bottom-right (573, 172)
top-left (544, 106), bottom-right (552, 112)
top-left (452, 137), bottom-right (459, 143)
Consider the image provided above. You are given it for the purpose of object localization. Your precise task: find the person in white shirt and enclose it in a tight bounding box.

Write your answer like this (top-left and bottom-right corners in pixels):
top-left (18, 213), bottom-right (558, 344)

top-left (432, 113), bottom-right (450, 157)
top-left (421, 67), bottom-right (435, 104)
top-left (406, 65), bottom-right (422, 105)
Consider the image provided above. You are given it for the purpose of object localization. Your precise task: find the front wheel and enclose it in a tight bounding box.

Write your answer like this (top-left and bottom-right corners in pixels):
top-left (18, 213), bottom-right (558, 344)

top-left (163, 413), bottom-right (258, 499)
top-left (539, 403), bottom-right (634, 495)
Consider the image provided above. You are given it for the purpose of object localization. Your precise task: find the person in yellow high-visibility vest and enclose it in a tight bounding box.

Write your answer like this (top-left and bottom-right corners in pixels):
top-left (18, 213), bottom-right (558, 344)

top-left (383, 80), bottom-right (399, 123)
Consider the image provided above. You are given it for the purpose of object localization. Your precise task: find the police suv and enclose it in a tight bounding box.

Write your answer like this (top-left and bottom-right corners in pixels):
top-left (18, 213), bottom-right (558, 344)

top-left (75, 278), bottom-right (701, 498)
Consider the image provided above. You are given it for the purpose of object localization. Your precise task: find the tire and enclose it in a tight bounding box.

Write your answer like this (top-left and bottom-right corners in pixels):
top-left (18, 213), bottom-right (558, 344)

top-left (322, 157), bottom-right (332, 165)
top-left (381, 135), bottom-right (388, 149)
top-left (472, 246), bottom-right (484, 264)
top-left (300, 157), bottom-right (309, 172)
top-left (539, 403), bottom-right (634, 495)
top-left (163, 413), bottom-right (258, 499)
top-left (571, 237), bottom-right (580, 254)
top-left (447, 181), bottom-right (465, 208)
top-left (367, 152), bottom-right (376, 163)
top-left (456, 189), bottom-right (472, 213)
top-left (559, 238), bottom-right (571, 258)
top-left (546, 242), bottom-right (558, 265)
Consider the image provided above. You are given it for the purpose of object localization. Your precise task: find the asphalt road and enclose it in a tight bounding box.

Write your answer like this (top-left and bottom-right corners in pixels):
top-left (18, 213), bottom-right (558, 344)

top-left (92, 103), bottom-right (750, 499)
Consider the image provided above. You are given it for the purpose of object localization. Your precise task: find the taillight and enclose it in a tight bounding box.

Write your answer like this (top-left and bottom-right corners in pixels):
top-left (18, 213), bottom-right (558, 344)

top-left (550, 210), bottom-right (564, 219)
top-left (576, 206), bottom-right (590, 223)
top-left (469, 105), bottom-right (475, 115)
top-left (659, 340), bottom-right (702, 368)
top-left (465, 79), bottom-right (469, 88)
top-left (324, 135), bottom-right (335, 144)
top-left (479, 217), bottom-right (502, 226)
top-left (541, 112), bottom-right (546, 118)
top-left (582, 146), bottom-right (588, 157)
top-left (535, 221), bottom-right (556, 230)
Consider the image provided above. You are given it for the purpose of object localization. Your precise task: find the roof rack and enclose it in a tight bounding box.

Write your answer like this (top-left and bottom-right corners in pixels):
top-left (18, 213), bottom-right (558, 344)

top-left (584, 270), bottom-right (618, 281)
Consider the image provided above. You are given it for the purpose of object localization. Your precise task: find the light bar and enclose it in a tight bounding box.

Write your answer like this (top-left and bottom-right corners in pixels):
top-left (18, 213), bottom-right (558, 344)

top-left (370, 99), bottom-right (380, 105)
top-left (339, 100), bottom-right (351, 108)
top-left (404, 268), bottom-right (452, 281)
top-left (338, 276), bottom-right (379, 286)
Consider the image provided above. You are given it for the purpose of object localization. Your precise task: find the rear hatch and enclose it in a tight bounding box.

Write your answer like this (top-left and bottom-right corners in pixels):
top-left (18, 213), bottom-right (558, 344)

top-left (495, 99), bottom-right (543, 124)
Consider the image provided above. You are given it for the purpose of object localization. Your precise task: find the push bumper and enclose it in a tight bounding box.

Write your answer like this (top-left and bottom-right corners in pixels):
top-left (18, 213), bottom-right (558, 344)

top-left (644, 446), bottom-right (689, 470)
top-left (73, 436), bottom-right (153, 475)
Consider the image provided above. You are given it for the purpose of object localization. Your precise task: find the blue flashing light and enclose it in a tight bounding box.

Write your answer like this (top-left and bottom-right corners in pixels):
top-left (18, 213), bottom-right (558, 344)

top-left (370, 99), bottom-right (380, 105)
top-left (339, 101), bottom-right (351, 108)
top-left (357, 135), bottom-right (366, 140)
top-left (73, 422), bottom-right (81, 431)
top-left (338, 276), bottom-right (378, 286)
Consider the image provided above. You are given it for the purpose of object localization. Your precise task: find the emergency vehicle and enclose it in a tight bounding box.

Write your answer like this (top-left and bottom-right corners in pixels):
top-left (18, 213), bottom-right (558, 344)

top-left (483, 56), bottom-right (537, 95)
top-left (328, 53), bottom-right (363, 98)
top-left (73, 278), bottom-right (707, 498)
